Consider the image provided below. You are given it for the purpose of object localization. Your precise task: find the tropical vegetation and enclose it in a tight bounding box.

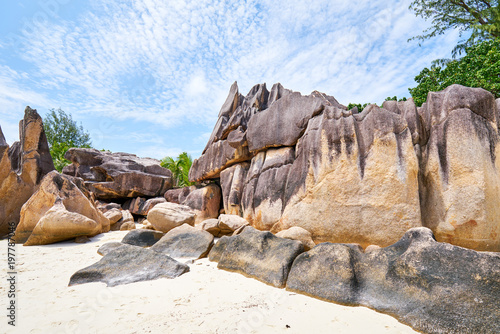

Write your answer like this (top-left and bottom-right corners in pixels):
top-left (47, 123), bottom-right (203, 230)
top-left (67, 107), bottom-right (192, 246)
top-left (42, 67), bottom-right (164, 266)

top-left (161, 152), bottom-right (194, 188)
top-left (43, 108), bottom-right (92, 172)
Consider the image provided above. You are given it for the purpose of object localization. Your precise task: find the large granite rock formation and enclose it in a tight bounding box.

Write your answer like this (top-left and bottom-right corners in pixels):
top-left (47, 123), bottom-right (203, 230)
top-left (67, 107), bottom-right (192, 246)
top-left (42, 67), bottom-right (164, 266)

top-left (62, 148), bottom-right (172, 200)
top-left (0, 107), bottom-right (55, 236)
top-left (191, 82), bottom-right (422, 248)
top-left (286, 227), bottom-right (500, 334)
top-left (190, 82), bottom-right (500, 251)
top-left (14, 171), bottom-right (109, 245)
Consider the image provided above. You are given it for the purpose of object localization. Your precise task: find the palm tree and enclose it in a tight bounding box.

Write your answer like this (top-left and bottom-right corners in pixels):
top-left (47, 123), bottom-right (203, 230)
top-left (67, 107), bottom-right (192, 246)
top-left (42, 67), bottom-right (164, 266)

top-left (161, 152), bottom-right (194, 188)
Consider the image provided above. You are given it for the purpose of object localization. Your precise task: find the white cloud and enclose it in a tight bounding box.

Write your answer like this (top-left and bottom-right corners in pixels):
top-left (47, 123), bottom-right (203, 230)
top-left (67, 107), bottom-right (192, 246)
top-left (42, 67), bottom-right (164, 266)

top-left (0, 0), bottom-right (462, 154)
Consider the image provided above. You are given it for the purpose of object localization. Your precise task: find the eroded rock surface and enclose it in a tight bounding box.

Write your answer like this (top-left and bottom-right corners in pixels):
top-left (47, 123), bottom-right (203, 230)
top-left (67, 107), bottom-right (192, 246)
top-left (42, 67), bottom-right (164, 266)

top-left (164, 184), bottom-right (222, 224)
top-left (418, 85), bottom-right (500, 251)
top-left (191, 82), bottom-right (421, 248)
top-left (276, 226), bottom-right (316, 251)
top-left (0, 107), bottom-right (54, 236)
top-left (190, 82), bottom-right (500, 251)
top-left (62, 148), bottom-right (172, 200)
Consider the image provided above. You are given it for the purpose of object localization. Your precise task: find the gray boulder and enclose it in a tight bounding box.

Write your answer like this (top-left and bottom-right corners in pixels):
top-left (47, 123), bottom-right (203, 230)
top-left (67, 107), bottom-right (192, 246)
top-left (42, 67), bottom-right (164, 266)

top-left (216, 227), bottom-right (304, 288)
top-left (286, 227), bottom-right (500, 334)
top-left (69, 243), bottom-right (189, 287)
top-left (208, 236), bottom-right (233, 262)
top-left (121, 229), bottom-right (165, 247)
top-left (97, 242), bottom-right (128, 256)
top-left (151, 224), bottom-right (214, 259)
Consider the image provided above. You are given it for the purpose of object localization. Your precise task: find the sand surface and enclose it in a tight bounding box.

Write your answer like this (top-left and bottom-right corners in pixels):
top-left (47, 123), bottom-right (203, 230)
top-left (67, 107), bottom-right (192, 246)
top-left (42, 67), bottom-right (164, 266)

top-left (1, 230), bottom-right (418, 334)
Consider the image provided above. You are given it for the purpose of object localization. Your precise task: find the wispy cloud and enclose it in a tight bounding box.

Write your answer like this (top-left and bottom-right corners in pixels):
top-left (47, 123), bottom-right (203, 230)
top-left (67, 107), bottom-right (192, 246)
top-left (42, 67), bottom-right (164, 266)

top-left (0, 0), bottom-right (461, 156)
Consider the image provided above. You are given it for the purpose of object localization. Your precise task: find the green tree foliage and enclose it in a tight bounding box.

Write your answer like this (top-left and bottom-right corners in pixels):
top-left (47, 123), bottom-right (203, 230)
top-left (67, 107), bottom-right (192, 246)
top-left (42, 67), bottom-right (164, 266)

top-left (161, 152), bottom-right (194, 188)
top-left (409, 39), bottom-right (500, 106)
top-left (409, 0), bottom-right (500, 56)
top-left (347, 103), bottom-right (371, 113)
top-left (385, 96), bottom-right (408, 102)
top-left (43, 108), bottom-right (92, 172)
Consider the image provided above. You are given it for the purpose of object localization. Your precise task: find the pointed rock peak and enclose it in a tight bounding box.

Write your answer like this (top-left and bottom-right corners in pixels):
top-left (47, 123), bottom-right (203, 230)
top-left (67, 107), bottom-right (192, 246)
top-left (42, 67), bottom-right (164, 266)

top-left (268, 83), bottom-right (293, 105)
top-left (246, 83), bottom-right (267, 96)
top-left (310, 90), bottom-right (344, 109)
top-left (23, 106), bottom-right (42, 123)
top-left (218, 82), bottom-right (241, 118)
top-left (0, 125), bottom-right (7, 147)
top-left (242, 83), bottom-right (269, 111)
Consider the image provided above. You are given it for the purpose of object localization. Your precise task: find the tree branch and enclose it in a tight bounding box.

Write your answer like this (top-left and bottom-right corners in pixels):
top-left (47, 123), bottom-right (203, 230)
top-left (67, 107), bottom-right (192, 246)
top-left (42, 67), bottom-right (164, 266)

top-left (450, 0), bottom-right (489, 25)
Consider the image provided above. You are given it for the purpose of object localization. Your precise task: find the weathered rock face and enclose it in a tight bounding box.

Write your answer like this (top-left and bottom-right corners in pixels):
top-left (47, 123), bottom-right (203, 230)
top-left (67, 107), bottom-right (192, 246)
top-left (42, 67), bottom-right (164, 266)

top-left (164, 186), bottom-right (197, 204)
top-left (286, 227), bottom-right (500, 334)
top-left (218, 214), bottom-right (249, 235)
top-left (69, 243), bottom-right (189, 287)
top-left (215, 227), bottom-right (304, 288)
top-left (191, 82), bottom-right (500, 251)
top-left (418, 85), bottom-right (500, 251)
top-left (0, 107), bottom-right (55, 236)
top-left (62, 148), bottom-right (173, 200)
top-left (103, 208), bottom-right (122, 224)
top-left (192, 82), bottom-right (421, 248)
top-left (182, 184), bottom-right (221, 224)
top-left (15, 171), bottom-right (109, 245)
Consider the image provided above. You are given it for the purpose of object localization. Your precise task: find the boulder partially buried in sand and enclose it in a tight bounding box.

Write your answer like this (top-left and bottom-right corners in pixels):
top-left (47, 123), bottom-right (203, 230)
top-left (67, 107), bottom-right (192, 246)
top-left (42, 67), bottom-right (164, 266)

top-left (69, 243), bottom-right (189, 287)
top-left (121, 229), bottom-right (164, 247)
top-left (15, 171), bottom-right (109, 245)
top-left (23, 199), bottom-right (101, 246)
top-left (286, 227), bottom-right (500, 334)
top-left (151, 224), bottom-right (214, 259)
top-left (215, 226), bottom-right (304, 288)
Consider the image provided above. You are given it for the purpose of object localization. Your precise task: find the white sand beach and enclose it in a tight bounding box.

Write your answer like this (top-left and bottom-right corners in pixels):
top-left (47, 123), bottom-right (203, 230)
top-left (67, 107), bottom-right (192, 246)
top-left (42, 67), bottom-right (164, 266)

top-left (1, 230), bottom-right (418, 334)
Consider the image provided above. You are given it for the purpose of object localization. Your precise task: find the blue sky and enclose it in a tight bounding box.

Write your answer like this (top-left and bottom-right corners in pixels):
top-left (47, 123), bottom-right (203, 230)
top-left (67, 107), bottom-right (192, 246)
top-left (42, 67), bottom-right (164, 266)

top-left (0, 0), bottom-right (460, 160)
